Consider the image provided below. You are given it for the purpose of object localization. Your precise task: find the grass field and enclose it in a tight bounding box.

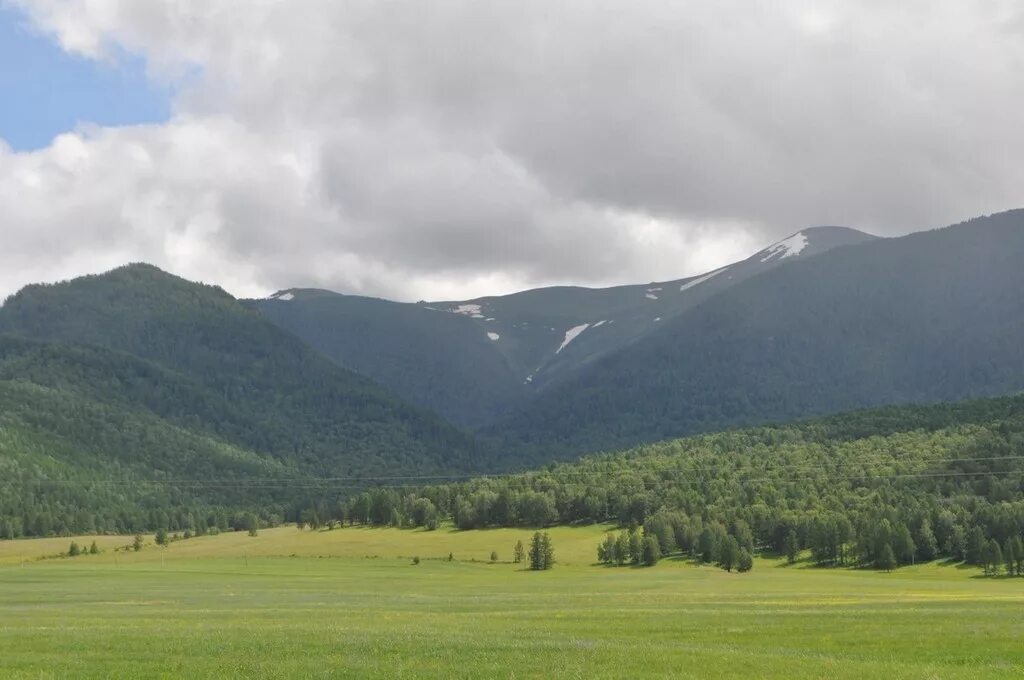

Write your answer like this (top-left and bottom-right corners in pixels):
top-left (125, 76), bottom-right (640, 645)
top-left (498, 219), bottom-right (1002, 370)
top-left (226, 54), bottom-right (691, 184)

top-left (2, 525), bottom-right (1023, 679)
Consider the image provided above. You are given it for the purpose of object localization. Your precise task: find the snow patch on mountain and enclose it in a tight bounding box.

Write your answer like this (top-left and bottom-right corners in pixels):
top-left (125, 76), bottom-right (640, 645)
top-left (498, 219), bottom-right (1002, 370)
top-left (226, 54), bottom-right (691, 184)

top-left (679, 267), bottom-right (726, 292)
top-left (645, 293), bottom-right (659, 300)
top-left (449, 303), bottom-right (482, 316)
top-left (487, 332), bottom-right (500, 341)
top-left (760, 232), bottom-right (809, 262)
top-left (556, 323), bottom-right (590, 354)
top-left (269, 291), bottom-right (295, 301)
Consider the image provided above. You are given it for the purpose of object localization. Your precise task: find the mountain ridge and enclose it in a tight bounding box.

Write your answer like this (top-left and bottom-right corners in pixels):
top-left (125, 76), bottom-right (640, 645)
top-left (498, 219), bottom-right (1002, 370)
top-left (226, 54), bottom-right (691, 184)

top-left (250, 224), bottom-right (876, 425)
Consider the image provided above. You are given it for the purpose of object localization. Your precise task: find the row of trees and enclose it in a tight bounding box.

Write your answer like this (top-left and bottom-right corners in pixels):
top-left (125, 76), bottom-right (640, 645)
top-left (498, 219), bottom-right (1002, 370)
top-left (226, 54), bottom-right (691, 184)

top-left (597, 530), bottom-right (662, 567)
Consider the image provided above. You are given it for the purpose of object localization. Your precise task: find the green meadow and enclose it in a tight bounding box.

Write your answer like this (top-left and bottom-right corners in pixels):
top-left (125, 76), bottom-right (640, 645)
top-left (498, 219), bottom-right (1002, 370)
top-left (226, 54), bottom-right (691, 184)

top-left (1, 525), bottom-right (1022, 679)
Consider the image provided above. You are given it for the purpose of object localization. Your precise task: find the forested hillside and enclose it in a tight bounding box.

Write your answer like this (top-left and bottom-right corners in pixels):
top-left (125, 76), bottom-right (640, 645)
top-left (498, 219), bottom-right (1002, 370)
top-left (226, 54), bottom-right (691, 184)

top-left (0, 265), bottom-right (492, 538)
top-left (488, 210), bottom-right (1024, 458)
top-left (0, 264), bottom-right (480, 474)
top-left (339, 395), bottom-right (1024, 570)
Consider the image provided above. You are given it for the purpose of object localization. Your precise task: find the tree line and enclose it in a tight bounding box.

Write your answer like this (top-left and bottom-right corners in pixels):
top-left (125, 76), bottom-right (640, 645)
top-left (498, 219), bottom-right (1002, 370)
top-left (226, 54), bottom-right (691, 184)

top-left (299, 397), bottom-right (1024, 574)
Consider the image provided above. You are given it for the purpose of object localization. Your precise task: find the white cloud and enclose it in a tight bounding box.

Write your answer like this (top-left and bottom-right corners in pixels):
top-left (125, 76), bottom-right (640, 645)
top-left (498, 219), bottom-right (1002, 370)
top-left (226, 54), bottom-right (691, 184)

top-left (2, 0), bottom-right (1024, 301)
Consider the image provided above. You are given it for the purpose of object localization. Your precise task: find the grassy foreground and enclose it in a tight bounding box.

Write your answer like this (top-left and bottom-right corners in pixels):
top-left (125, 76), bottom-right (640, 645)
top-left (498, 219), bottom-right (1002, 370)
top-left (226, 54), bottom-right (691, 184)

top-left (1, 525), bottom-right (1022, 679)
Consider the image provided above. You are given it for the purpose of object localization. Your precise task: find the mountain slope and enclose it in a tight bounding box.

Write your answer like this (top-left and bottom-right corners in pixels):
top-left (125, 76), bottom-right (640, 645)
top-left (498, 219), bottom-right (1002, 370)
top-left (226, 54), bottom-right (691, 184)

top-left (0, 264), bottom-right (484, 477)
top-left (427, 226), bottom-right (876, 390)
top-left (251, 226), bottom-right (873, 427)
top-left (0, 335), bottom-right (306, 536)
top-left (248, 289), bottom-right (524, 427)
top-left (487, 210), bottom-right (1024, 457)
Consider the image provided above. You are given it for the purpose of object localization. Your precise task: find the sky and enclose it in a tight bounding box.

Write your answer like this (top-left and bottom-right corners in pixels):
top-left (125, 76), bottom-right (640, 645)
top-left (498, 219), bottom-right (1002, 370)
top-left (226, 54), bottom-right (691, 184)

top-left (0, 5), bottom-right (169, 151)
top-left (1, 1), bottom-right (1022, 302)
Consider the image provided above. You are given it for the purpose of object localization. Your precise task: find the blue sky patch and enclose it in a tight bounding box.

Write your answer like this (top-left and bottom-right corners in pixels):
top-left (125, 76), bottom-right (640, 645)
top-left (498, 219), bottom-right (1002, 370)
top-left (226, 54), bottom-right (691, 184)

top-left (0, 6), bottom-right (172, 151)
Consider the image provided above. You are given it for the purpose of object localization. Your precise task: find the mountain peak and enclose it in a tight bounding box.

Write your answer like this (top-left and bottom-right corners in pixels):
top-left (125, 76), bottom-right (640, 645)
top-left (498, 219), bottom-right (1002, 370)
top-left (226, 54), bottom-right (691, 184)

top-left (756, 226), bottom-right (877, 264)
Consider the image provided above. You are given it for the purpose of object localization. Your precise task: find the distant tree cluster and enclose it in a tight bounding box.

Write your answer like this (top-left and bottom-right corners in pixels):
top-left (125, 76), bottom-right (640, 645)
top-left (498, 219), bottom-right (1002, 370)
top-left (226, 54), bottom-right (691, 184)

top-left (597, 515), bottom-right (752, 572)
top-left (597, 529), bottom-right (660, 567)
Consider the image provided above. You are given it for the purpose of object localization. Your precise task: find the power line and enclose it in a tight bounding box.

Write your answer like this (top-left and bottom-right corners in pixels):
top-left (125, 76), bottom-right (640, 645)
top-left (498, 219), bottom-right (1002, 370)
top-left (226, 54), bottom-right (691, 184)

top-left (14, 455), bottom-right (1024, 489)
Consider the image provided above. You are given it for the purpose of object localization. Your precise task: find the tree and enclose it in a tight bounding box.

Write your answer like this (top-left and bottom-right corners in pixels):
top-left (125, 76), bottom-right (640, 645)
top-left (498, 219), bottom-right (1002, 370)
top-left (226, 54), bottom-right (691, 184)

top-left (784, 528), bottom-right (799, 564)
top-left (529, 531), bottom-right (554, 570)
top-left (245, 513), bottom-right (259, 537)
top-left (597, 534), bottom-right (617, 564)
top-left (892, 524), bottom-right (916, 566)
top-left (132, 534), bottom-right (143, 552)
top-left (877, 544), bottom-right (896, 572)
top-left (948, 525), bottom-right (967, 561)
top-left (643, 512), bottom-right (678, 554)
top-left (1003, 537), bottom-right (1017, 577)
top-left (719, 535), bottom-right (740, 572)
top-left (1011, 536), bottom-right (1024, 576)
top-left (541, 532), bottom-right (555, 569)
top-left (698, 527), bottom-right (719, 564)
top-left (490, 551), bottom-right (498, 563)
top-left (732, 520), bottom-right (754, 553)
top-left (985, 539), bottom-right (1003, 577)
top-left (513, 540), bottom-right (525, 564)
top-left (641, 535), bottom-right (661, 566)
top-left (68, 541), bottom-right (81, 557)
top-left (89, 540), bottom-right (99, 555)
top-left (302, 508), bottom-right (321, 531)
top-left (627, 529), bottom-right (642, 564)
top-left (737, 548), bottom-right (753, 573)
top-left (965, 526), bottom-right (987, 565)
top-left (913, 520), bottom-right (938, 562)
top-left (155, 528), bottom-right (168, 546)
top-left (410, 498), bottom-right (438, 528)
top-left (614, 532), bottom-right (630, 566)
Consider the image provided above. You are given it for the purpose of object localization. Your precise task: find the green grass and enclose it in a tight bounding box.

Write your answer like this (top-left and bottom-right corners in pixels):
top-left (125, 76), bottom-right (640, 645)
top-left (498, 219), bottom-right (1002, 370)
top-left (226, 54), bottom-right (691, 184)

top-left (1, 525), bottom-right (1022, 678)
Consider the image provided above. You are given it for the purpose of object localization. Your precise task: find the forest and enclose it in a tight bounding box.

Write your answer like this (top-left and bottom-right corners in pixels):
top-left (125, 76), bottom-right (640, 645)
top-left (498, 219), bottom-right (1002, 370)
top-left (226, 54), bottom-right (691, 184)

top-left (320, 395), bottom-right (1024, 572)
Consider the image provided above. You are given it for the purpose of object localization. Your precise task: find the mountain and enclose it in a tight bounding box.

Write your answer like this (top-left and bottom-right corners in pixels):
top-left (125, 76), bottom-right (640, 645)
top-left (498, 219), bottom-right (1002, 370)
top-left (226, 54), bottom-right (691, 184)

top-left (426, 226), bottom-right (874, 391)
top-left (248, 289), bottom-right (525, 427)
top-left (486, 210), bottom-right (1024, 457)
top-left (0, 264), bottom-right (484, 478)
top-left (251, 226), bottom-right (873, 426)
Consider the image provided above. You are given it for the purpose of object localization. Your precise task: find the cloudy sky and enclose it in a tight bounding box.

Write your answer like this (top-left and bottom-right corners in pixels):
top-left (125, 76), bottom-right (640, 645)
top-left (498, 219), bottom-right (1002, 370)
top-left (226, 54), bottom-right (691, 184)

top-left (1, 1), bottom-right (1022, 301)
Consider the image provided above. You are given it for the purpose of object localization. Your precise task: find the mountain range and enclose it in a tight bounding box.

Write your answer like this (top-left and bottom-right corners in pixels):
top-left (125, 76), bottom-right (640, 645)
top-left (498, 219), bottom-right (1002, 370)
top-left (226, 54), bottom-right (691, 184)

top-left (250, 225), bottom-right (874, 427)
top-left (1, 208), bottom-right (1023, 530)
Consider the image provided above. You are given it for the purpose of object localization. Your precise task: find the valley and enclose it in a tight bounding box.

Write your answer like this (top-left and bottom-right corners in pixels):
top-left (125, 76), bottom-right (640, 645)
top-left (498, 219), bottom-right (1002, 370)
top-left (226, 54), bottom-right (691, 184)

top-left (2, 525), bottom-right (1023, 679)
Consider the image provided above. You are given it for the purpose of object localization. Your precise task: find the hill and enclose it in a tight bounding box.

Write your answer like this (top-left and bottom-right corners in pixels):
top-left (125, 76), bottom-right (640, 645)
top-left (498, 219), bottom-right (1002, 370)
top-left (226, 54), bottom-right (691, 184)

top-left (0, 265), bottom-right (489, 537)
